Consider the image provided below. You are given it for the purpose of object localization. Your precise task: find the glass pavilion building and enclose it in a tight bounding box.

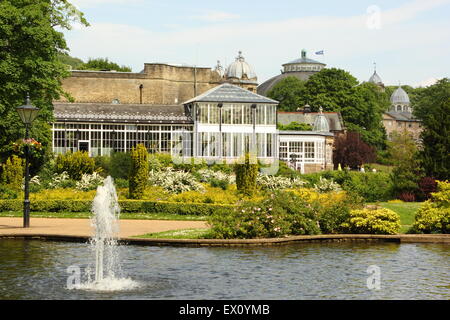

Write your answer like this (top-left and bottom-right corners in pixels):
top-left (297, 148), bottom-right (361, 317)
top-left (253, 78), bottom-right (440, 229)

top-left (52, 83), bottom-right (334, 173)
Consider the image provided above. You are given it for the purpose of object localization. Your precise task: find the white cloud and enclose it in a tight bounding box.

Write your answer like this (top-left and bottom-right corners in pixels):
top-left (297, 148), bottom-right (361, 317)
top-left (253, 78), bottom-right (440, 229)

top-left (191, 11), bottom-right (240, 22)
top-left (414, 77), bottom-right (439, 88)
top-left (63, 0), bottom-right (450, 84)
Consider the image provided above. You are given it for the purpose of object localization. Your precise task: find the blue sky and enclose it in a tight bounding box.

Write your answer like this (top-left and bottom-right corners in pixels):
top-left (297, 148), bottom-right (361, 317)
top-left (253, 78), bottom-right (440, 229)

top-left (65, 0), bottom-right (450, 87)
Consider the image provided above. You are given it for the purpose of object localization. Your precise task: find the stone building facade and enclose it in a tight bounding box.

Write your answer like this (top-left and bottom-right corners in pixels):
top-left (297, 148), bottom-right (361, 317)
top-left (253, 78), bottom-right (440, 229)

top-left (367, 70), bottom-right (422, 142)
top-left (57, 51), bottom-right (258, 106)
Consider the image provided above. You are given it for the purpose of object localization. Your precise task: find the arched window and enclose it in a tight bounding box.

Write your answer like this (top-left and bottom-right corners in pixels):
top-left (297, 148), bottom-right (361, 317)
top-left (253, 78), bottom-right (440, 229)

top-left (397, 105), bottom-right (402, 111)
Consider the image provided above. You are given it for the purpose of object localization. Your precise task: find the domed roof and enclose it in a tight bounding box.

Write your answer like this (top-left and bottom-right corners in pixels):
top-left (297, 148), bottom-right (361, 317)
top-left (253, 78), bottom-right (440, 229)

top-left (313, 107), bottom-right (330, 132)
top-left (390, 86), bottom-right (410, 104)
top-left (283, 49), bottom-right (325, 66)
top-left (225, 51), bottom-right (257, 80)
top-left (369, 71), bottom-right (383, 84)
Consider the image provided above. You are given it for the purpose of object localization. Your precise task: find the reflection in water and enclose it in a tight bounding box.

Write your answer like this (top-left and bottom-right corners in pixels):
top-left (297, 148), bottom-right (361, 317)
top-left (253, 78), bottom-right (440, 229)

top-left (0, 240), bottom-right (448, 300)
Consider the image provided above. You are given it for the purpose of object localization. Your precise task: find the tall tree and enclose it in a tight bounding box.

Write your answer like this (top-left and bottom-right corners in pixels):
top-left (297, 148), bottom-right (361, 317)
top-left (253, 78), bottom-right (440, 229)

top-left (388, 130), bottom-right (423, 199)
top-left (0, 0), bottom-right (88, 167)
top-left (413, 78), bottom-right (450, 181)
top-left (267, 68), bottom-right (389, 149)
top-left (78, 57), bottom-right (132, 72)
top-left (303, 68), bottom-right (359, 111)
top-left (57, 52), bottom-right (84, 69)
top-left (267, 76), bottom-right (305, 111)
top-left (333, 131), bottom-right (376, 169)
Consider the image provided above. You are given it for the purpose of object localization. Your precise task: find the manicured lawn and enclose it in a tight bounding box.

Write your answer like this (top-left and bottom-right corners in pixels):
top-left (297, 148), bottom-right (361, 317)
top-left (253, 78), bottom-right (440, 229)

top-left (133, 228), bottom-right (211, 239)
top-left (365, 163), bottom-right (394, 173)
top-left (379, 202), bottom-right (422, 233)
top-left (0, 211), bottom-right (207, 221)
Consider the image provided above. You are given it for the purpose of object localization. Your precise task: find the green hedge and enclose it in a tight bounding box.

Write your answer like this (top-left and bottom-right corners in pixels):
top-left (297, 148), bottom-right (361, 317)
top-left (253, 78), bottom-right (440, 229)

top-left (0, 199), bottom-right (233, 216)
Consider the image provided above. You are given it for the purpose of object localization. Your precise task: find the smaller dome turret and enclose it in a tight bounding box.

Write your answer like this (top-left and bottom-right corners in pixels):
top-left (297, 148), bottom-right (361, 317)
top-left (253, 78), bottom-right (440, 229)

top-left (225, 51), bottom-right (257, 80)
top-left (313, 107), bottom-right (330, 132)
top-left (390, 86), bottom-right (410, 104)
top-left (369, 71), bottom-right (383, 85)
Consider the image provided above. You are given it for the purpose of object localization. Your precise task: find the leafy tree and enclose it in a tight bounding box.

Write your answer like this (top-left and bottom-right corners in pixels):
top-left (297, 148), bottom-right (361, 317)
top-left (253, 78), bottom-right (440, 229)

top-left (333, 131), bottom-right (376, 169)
top-left (303, 68), bottom-right (359, 111)
top-left (388, 131), bottom-right (423, 199)
top-left (0, 0), bottom-right (88, 169)
top-left (57, 52), bottom-right (84, 69)
top-left (267, 77), bottom-right (305, 111)
top-left (267, 68), bottom-right (389, 149)
top-left (78, 57), bottom-right (132, 72)
top-left (278, 122), bottom-right (312, 131)
top-left (413, 78), bottom-right (450, 181)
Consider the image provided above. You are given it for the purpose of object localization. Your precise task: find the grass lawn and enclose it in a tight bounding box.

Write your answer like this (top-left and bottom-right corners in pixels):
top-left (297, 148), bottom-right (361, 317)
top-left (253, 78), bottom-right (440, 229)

top-left (0, 211), bottom-right (207, 221)
top-left (365, 163), bottom-right (394, 173)
top-left (133, 228), bottom-right (211, 239)
top-left (379, 202), bottom-right (422, 233)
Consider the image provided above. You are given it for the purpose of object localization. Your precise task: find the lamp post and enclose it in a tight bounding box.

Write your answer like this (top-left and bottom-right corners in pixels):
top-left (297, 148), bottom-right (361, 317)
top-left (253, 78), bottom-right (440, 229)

top-left (16, 94), bottom-right (40, 228)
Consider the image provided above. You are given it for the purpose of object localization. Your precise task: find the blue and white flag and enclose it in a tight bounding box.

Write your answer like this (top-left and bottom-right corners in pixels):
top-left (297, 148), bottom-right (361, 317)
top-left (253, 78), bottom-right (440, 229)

top-left (315, 50), bottom-right (324, 55)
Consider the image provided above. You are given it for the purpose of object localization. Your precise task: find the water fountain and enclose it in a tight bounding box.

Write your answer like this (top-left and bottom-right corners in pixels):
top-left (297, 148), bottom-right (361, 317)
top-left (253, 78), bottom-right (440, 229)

top-left (73, 176), bottom-right (138, 291)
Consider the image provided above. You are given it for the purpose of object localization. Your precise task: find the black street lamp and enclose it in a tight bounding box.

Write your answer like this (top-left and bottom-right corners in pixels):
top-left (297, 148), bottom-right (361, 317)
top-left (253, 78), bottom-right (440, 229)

top-left (16, 94), bottom-right (39, 228)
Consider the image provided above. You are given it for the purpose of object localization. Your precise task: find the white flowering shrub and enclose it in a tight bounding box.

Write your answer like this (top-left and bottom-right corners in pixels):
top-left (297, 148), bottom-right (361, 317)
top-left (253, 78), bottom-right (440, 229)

top-left (148, 168), bottom-right (205, 194)
top-left (197, 169), bottom-right (236, 184)
top-left (257, 174), bottom-right (307, 190)
top-left (21, 175), bottom-right (41, 190)
top-left (75, 172), bottom-right (104, 191)
top-left (48, 171), bottom-right (71, 189)
top-left (313, 176), bottom-right (342, 193)
top-left (30, 175), bottom-right (41, 186)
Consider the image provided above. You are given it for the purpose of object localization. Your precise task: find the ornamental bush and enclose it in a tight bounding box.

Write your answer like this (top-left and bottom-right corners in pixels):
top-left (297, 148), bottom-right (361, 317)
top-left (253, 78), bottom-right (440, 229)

top-left (47, 171), bottom-right (75, 189)
top-left (75, 172), bottom-right (104, 191)
top-left (197, 169), bottom-right (235, 184)
top-left (256, 174), bottom-right (306, 190)
top-left (129, 144), bottom-right (149, 199)
top-left (305, 170), bottom-right (394, 202)
top-left (148, 168), bottom-right (204, 194)
top-left (0, 184), bottom-right (19, 199)
top-left (110, 152), bottom-right (131, 179)
top-left (55, 151), bottom-right (95, 180)
top-left (313, 176), bottom-right (341, 193)
top-left (417, 177), bottom-right (438, 201)
top-left (412, 181), bottom-right (450, 234)
top-left (206, 191), bottom-right (321, 239)
top-left (341, 208), bottom-right (401, 235)
top-left (235, 153), bottom-right (258, 196)
top-left (1, 155), bottom-right (23, 192)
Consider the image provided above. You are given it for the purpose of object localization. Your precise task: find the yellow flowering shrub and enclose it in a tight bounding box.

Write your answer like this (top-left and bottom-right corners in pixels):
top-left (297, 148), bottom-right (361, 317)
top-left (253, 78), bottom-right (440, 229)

top-left (168, 185), bottom-right (262, 205)
top-left (341, 208), bottom-right (401, 234)
top-left (288, 188), bottom-right (348, 207)
top-left (412, 181), bottom-right (449, 234)
top-left (30, 189), bottom-right (97, 201)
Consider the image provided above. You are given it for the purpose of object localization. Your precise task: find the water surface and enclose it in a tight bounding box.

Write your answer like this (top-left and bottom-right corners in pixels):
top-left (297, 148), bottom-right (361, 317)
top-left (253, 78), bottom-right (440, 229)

top-left (0, 239), bottom-right (448, 300)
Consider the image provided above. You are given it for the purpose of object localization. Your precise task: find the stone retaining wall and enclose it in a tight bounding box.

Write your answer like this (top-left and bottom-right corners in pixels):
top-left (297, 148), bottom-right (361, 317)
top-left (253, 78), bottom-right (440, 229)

top-left (1, 234), bottom-right (448, 247)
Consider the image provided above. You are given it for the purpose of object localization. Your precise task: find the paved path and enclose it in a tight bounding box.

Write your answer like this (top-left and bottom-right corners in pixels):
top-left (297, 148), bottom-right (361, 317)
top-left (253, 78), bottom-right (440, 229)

top-left (0, 217), bottom-right (209, 238)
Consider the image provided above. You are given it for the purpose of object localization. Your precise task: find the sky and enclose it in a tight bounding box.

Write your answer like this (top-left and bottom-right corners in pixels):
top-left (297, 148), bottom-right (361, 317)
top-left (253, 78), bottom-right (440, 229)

top-left (64, 0), bottom-right (450, 87)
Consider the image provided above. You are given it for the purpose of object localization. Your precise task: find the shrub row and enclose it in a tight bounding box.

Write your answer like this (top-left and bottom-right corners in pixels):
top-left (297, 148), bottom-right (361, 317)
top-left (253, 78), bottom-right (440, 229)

top-left (0, 199), bottom-right (234, 216)
top-left (301, 170), bottom-right (394, 202)
top-left (206, 190), bottom-right (401, 239)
